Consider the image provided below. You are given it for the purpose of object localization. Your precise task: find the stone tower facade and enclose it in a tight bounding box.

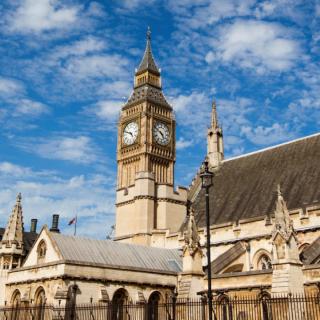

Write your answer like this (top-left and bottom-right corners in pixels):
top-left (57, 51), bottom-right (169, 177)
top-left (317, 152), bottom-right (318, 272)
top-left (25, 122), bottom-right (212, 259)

top-left (0, 193), bottom-right (25, 305)
top-left (115, 29), bottom-right (187, 246)
top-left (271, 185), bottom-right (304, 295)
top-left (207, 100), bottom-right (224, 168)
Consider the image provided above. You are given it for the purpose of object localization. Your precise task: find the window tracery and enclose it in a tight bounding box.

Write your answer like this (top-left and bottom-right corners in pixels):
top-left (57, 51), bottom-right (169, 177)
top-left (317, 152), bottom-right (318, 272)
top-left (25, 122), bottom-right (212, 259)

top-left (258, 254), bottom-right (272, 270)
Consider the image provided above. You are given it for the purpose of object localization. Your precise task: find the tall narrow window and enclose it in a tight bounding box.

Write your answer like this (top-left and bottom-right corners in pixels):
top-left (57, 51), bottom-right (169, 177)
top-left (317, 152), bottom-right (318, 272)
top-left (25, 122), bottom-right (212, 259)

top-left (37, 240), bottom-right (47, 264)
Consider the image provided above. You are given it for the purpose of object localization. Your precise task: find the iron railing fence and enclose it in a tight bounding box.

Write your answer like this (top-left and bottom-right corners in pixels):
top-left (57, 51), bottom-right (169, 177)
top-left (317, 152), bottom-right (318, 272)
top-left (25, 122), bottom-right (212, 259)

top-left (1, 294), bottom-right (320, 320)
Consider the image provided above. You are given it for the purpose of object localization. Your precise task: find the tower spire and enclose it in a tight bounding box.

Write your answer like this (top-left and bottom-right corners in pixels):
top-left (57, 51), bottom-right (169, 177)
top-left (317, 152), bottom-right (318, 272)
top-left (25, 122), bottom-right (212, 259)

top-left (1, 193), bottom-right (24, 247)
top-left (207, 99), bottom-right (224, 167)
top-left (211, 100), bottom-right (218, 129)
top-left (135, 27), bottom-right (160, 77)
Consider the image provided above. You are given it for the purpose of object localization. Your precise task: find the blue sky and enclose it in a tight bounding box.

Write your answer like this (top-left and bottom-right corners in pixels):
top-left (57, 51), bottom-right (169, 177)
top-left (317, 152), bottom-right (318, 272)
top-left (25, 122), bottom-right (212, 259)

top-left (0, 0), bottom-right (319, 238)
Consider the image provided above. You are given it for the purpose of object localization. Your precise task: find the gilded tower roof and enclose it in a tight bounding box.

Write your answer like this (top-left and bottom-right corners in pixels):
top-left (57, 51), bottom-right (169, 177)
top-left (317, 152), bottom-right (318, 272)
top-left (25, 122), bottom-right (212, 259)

top-left (136, 27), bottom-right (160, 76)
top-left (1, 193), bottom-right (24, 247)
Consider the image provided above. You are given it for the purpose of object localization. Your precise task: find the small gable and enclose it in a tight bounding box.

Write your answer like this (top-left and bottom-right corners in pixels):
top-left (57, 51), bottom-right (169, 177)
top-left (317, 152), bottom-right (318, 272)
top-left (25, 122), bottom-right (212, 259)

top-left (22, 227), bottom-right (62, 267)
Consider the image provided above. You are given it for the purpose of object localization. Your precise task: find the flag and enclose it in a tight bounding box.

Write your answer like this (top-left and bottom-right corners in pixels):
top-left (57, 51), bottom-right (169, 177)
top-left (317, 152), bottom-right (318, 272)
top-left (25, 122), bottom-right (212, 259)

top-left (68, 216), bottom-right (77, 225)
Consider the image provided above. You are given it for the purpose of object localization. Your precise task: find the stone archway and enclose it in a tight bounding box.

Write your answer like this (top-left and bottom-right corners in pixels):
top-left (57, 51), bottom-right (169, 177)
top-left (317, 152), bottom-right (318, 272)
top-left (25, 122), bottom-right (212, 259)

top-left (112, 288), bottom-right (129, 320)
top-left (34, 287), bottom-right (46, 320)
top-left (147, 291), bottom-right (162, 320)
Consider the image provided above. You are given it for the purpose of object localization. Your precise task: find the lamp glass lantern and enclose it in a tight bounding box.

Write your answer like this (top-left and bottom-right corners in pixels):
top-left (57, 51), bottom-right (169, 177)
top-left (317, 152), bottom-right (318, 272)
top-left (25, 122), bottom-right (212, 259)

top-left (200, 160), bottom-right (213, 188)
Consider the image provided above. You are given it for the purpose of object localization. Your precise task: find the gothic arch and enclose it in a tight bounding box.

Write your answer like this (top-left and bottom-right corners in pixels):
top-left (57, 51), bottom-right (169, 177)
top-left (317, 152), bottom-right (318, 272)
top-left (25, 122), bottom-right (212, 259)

top-left (253, 249), bottom-right (272, 270)
top-left (112, 288), bottom-right (129, 320)
top-left (37, 240), bottom-right (47, 264)
top-left (147, 291), bottom-right (163, 303)
top-left (147, 291), bottom-right (162, 320)
top-left (11, 289), bottom-right (21, 306)
top-left (34, 287), bottom-right (46, 305)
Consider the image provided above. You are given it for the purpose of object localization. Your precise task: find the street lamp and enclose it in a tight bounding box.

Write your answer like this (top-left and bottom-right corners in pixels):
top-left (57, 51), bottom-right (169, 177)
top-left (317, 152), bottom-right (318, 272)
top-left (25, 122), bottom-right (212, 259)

top-left (200, 157), bottom-right (214, 320)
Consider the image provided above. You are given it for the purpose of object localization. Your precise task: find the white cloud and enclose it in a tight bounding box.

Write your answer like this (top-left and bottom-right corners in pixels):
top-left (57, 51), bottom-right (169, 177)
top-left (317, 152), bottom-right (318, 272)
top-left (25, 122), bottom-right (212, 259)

top-left (49, 37), bottom-right (106, 61)
top-left (0, 164), bottom-right (115, 238)
top-left (14, 99), bottom-right (49, 117)
top-left (61, 54), bottom-right (129, 80)
top-left (170, 91), bottom-right (211, 139)
top-left (19, 136), bottom-right (99, 164)
top-left (241, 123), bottom-right (294, 145)
top-left (0, 77), bottom-right (24, 96)
top-left (206, 20), bottom-right (300, 73)
top-left (176, 137), bottom-right (193, 150)
top-left (167, 0), bottom-right (254, 28)
top-left (98, 81), bottom-right (131, 99)
top-left (116, 0), bottom-right (156, 11)
top-left (94, 100), bottom-right (122, 120)
top-left (0, 162), bottom-right (31, 176)
top-left (9, 0), bottom-right (80, 33)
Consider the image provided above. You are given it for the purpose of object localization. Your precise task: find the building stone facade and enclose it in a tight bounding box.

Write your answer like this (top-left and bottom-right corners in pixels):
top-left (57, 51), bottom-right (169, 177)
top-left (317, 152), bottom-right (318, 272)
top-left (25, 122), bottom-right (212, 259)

top-left (1, 30), bottom-right (320, 308)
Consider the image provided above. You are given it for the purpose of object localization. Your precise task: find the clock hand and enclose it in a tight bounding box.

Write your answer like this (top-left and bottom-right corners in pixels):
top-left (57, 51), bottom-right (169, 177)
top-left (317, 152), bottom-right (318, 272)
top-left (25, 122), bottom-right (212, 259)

top-left (158, 130), bottom-right (164, 138)
top-left (124, 130), bottom-right (133, 137)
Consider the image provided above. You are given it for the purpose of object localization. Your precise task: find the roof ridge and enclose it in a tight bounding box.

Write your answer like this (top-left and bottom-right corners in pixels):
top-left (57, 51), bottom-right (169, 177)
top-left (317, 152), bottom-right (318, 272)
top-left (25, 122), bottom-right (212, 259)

top-left (224, 132), bottom-right (320, 162)
top-left (51, 232), bottom-right (179, 252)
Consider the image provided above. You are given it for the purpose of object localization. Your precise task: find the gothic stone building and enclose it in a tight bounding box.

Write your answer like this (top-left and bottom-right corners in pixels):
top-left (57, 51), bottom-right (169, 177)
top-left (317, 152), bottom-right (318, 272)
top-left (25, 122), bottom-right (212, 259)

top-left (1, 31), bottom-right (320, 307)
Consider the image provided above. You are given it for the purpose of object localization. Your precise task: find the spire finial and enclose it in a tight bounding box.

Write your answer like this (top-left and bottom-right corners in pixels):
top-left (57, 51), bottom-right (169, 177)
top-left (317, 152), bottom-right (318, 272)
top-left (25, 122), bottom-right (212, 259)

top-left (16, 193), bottom-right (22, 203)
top-left (211, 99), bottom-right (218, 129)
top-left (277, 184), bottom-right (282, 199)
top-left (147, 26), bottom-right (151, 40)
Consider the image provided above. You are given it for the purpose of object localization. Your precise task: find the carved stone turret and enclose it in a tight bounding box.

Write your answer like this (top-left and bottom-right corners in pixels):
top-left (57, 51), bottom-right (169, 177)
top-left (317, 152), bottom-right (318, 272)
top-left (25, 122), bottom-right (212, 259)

top-left (1, 193), bottom-right (24, 250)
top-left (271, 185), bottom-right (304, 296)
top-left (178, 208), bottom-right (204, 298)
top-left (0, 193), bottom-right (25, 305)
top-left (207, 100), bottom-right (224, 168)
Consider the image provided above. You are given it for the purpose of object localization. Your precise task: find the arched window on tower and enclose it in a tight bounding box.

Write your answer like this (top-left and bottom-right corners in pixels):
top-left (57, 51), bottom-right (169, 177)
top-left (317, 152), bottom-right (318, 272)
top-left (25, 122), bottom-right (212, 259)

top-left (37, 240), bottom-right (47, 264)
top-left (258, 255), bottom-right (272, 270)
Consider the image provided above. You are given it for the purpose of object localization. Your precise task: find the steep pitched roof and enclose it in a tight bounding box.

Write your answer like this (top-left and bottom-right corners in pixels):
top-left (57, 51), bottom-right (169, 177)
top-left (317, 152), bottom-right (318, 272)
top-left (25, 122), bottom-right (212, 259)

top-left (209, 241), bottom-right (247, 274)
top-left (50, 232), bottom-right (182, 274)
top-left (192, 133), bottom-right (320, 228)
top-left (300, 236), bottom-right (320, 265)
top-left (136, 28), bottom-right (160, 76)
top-left (125, 84), bottom-right (171, 109)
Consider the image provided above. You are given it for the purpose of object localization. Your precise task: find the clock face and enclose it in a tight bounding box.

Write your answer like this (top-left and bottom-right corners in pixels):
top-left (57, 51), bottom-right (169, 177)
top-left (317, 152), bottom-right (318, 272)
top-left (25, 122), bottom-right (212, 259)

top-left (123, 122), bottom-right (139, 145)
top-left (153, 122), bottom-right (170, 146)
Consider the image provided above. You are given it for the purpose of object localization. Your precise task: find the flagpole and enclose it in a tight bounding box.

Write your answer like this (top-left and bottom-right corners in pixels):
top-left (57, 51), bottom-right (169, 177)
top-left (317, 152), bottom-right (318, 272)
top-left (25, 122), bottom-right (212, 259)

top-left (74, 214), bottom-right (77, 236)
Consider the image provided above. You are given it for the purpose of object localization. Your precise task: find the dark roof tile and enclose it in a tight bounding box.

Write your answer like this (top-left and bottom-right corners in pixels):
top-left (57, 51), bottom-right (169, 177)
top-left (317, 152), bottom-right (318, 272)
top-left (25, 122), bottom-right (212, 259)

top-left (192, 134), bottom-right (320, 228)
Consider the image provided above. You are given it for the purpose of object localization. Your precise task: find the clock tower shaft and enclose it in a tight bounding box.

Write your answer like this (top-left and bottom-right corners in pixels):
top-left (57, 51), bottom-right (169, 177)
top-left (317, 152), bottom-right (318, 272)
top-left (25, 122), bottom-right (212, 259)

top-left (115, 29), bottom-right (187, 246)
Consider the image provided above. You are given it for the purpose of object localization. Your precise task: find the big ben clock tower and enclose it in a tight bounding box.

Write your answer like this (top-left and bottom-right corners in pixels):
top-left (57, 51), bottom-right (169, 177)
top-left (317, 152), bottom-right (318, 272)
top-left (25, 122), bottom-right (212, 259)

top-left (115, 29), bottom-right (187, 246)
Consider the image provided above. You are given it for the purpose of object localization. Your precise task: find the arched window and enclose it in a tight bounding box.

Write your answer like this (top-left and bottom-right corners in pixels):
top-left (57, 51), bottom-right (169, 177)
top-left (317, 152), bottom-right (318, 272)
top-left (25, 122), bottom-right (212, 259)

top-left (112, 289), bottom-right (129, 320)
top-left (148, 291), bottom-right (162, 320)
top-left (34, 287), bottom-right (46, 320)
top-left (11, 290), bottom-right (21, 306)
top-left (258, 255), bottom-right (272, 270)
top-left (37, 240), bottom-right (47, 264)
top-left (10, 290), bottom-right (21, 320)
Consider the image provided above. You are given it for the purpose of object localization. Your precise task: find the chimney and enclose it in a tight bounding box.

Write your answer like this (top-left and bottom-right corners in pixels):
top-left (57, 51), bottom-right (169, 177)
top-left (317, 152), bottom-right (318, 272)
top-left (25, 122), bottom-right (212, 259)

top-left (30, 219), bottom-right (38, 233)
top-left (50, 214), bottom-right (60, 233)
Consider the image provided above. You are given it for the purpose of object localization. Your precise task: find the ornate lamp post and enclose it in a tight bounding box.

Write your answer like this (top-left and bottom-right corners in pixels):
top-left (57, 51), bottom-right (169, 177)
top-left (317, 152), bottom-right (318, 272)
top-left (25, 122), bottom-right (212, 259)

top-left (200, 157), bottom-right (214, 320)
